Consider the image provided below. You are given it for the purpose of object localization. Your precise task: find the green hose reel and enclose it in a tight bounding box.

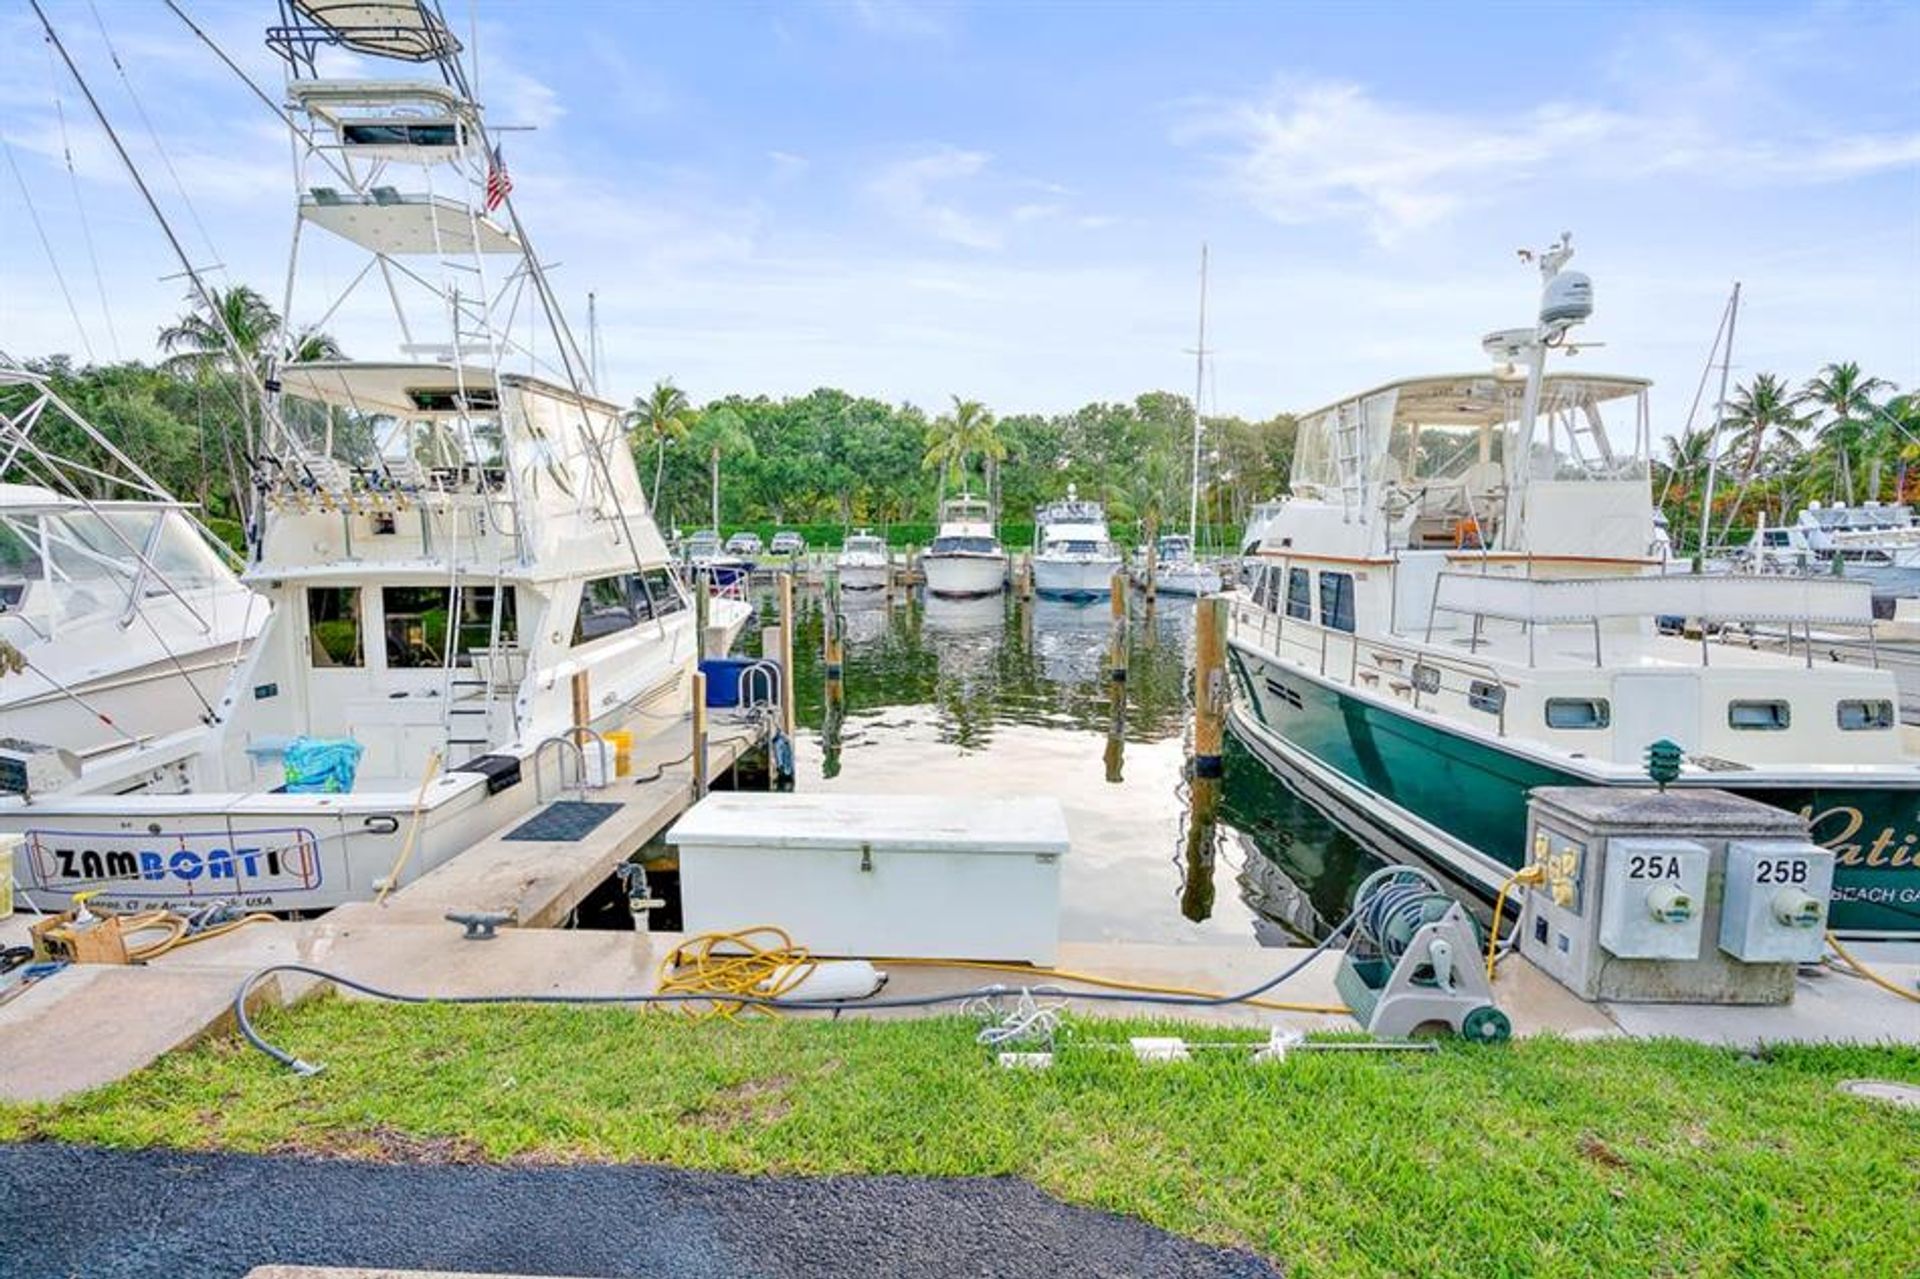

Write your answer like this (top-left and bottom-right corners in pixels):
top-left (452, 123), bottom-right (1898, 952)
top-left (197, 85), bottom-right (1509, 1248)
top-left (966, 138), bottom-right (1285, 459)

top-left (1334, 866), bottom-right (1511, 1043)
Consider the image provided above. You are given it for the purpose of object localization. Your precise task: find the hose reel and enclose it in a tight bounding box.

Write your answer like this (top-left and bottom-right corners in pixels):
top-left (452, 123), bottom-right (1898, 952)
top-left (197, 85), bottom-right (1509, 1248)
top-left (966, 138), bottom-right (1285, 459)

top-left (1334, 866), bottom-right (1510, 1043)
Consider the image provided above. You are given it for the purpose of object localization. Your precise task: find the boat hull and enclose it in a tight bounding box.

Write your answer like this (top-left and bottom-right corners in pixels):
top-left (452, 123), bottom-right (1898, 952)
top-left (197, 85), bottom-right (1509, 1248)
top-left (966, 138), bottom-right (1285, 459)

top-left (1032, 555), bottom-right (1122, 601)
top-left (837, 561), bottom-right (890, 592)
top-left (1150, 565), bottom-right (1223, 596)
top-left (922, 553), bottom-right (1007, 599)
top-left (1227, 640), bottom-right (1920, 937)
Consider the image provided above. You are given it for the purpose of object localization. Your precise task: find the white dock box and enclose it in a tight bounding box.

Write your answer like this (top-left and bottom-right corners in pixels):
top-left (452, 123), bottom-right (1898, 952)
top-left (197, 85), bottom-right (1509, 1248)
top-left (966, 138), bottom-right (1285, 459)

top-left (669, 793), bottom-right (1068, 964)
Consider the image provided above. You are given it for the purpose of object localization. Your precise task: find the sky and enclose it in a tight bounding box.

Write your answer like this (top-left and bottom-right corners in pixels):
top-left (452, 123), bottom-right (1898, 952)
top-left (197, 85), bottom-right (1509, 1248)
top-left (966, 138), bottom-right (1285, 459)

top-left (2, 0), bottom-right (1916, 440)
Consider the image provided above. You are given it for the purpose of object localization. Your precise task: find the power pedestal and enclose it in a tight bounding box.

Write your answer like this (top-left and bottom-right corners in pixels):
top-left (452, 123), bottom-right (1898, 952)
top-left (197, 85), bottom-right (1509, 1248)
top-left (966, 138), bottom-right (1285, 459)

top-left (1520, 788), bottom-right (1834, 1005)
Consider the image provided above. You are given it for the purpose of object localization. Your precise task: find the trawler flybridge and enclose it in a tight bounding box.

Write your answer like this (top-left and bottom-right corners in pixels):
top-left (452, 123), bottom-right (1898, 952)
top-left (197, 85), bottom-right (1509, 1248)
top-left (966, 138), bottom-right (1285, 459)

top-left (5, 0), bottom-right (745, 912)
top-left (1227, 235), bottom-right (1920, 937)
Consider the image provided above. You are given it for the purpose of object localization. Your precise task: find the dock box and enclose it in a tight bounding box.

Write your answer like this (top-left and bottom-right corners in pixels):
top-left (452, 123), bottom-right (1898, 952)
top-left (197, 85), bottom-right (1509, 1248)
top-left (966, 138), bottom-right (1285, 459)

top-left (668, 793), bottom-right (1068, 964)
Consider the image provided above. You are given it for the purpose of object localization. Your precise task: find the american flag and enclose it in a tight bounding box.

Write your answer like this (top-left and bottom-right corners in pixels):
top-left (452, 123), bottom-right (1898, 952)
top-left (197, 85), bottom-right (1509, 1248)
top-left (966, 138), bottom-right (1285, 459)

top-left (484, 143), bottom-right (512, 212)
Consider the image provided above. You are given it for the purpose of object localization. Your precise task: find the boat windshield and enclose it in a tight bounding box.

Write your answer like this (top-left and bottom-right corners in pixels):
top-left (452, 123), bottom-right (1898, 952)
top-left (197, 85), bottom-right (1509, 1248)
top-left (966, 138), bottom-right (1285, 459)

top-left (931, 536), bottom-right (998, 555)
top-left (941, 499), bottom-right (991, 523)
top-left (685, 532), bottom-right (721, 556)
top-left (1045, 539), bottom-right (1106, 556)
top-left (844, 536), bottom-right (885, 554)
top-left (0, 506), bottom-right (230, 625)
top-left (1156, 535), bottom-right (1193, 558)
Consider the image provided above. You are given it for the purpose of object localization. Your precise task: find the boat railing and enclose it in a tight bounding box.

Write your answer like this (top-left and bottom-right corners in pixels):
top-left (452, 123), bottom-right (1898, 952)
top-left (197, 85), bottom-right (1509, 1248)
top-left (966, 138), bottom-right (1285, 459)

top-left (1229, 597), bottom-right (1512, 736)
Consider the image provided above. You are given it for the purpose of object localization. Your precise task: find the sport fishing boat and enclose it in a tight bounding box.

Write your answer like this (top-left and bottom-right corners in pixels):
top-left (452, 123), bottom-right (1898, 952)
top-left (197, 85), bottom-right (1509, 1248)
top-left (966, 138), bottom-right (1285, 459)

top-left (921, 495), bottom-right (1007, 599)
top-left (5, 3), bottom-right (738, 912)
top-left (1741, 504), bottom-right (1920, 615)
top-left (1226, 235), bottom-right (1920, 937)
top-left (836, 529), bottom-right (890, 592)
top-left (0, 360), bottom-right (266, 775)
top-left (1031, 487), bottom-right (1121, 601)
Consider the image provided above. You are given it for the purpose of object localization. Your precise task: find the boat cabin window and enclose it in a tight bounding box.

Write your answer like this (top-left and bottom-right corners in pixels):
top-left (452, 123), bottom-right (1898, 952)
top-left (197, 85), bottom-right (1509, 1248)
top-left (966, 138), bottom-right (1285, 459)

top-left (1760, 530), bottom-right (1792, 548)
top-left (1317, 571), bottom-right (1355, 633)
top-left (572, 570), bottom-right (680, 646)
top-left (1468, 680), bottom-right (1505, 715)
top-left (308, 587), bottom-right (364, 667)
top-left (1837, 699), bottom-right (1894, 731)
top-left (1545, 697), bottom-right (1610, 730)
top-left (1728, 699), bottom-right (1791, 731)
top-left (382, 586), bottom-right (519, 669)
top-left (931, 536), bottom-right (997, 554)
top-left (1286, 568), bottom-right (1312, 621)
top-left (1049, 539), bottom-right (1103, 555)
top-left (1252, 566), bottom-right (1275, 610)
top-left (341, 121), bottom-right (465, 149)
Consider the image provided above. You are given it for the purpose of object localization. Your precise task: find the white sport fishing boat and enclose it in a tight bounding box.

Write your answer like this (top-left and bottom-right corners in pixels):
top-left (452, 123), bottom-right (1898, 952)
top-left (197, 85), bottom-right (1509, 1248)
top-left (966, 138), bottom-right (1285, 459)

top-left (6, 3), bottom-right (740, 912)
top-left (1031, 487), bottom-right (1121, 601)
top-left (1, 359), bottom-right (266, 775)
top-left (1226, 234), bottom-right (1920, 938)
top-left (836, 530), bottom-right (890, 592)
top-left (921, 495), bottom-right (1007, 599)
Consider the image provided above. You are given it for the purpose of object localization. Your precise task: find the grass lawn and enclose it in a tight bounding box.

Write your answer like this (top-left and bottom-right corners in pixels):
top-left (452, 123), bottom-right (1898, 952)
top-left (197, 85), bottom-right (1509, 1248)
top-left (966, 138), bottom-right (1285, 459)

top-left (3, 1001), bottom-right (1916, 1277)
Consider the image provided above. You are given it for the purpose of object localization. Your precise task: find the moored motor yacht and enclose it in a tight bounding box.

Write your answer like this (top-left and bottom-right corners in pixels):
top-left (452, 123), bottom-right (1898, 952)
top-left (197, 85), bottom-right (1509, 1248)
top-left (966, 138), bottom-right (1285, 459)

top-left (1225, 234), bottom-right (1920, 937)
top-left (921, 495), bottom-right (1007, 599)
top-left (836, 530), bottom-right (890, 592)
top-left (1031, 487), bottom-right (1122, 602)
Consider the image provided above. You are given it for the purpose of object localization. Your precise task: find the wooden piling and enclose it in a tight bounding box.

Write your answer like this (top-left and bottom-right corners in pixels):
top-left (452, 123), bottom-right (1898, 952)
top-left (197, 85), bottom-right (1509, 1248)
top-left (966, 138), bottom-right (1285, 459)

top-left (692, 669), bottom-right (709, 796)
top-left (823, 598), bottom-right (843, 681)
top-left (777, 570), bottom-right (797, 739)
top-left (1108, 569), bottom-right (1129, 683)
top-left (1193, 594), bottom-right (1226, 779)
top-left (570, 670), bottom-right (591, 732)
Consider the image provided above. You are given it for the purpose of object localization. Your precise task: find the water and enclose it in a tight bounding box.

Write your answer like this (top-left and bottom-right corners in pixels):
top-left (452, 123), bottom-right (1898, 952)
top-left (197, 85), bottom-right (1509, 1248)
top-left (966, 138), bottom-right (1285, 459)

top-left (745, 584), bottom-right (1391, 948)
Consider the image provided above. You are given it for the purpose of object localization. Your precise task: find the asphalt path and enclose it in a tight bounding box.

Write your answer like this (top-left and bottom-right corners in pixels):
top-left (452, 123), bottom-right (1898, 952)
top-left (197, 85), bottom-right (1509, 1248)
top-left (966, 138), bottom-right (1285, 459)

top-left (0, 1144), bottom-right (1280, 1278)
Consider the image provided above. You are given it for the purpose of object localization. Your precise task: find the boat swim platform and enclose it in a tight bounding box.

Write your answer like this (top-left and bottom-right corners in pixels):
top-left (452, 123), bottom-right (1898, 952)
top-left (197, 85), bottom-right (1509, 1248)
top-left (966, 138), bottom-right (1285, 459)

top-left (5, 892), bottom-right (1918, 1103)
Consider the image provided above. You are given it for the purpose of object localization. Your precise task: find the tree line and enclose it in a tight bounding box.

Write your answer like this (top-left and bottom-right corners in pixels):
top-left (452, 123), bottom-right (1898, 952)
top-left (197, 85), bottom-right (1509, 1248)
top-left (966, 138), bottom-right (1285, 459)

top-left (1654, 362), bottom-right (1917, 552)
top-left (13, 285), bottom-right (1906, 557)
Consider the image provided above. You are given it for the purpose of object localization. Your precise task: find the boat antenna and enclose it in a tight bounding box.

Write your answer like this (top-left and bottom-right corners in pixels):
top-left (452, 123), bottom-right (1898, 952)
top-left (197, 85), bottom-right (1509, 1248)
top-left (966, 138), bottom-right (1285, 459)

top-left (1186, 243), bottom-right (1210, 547)
top-left (1694, 281), bottom-right (1742, 571)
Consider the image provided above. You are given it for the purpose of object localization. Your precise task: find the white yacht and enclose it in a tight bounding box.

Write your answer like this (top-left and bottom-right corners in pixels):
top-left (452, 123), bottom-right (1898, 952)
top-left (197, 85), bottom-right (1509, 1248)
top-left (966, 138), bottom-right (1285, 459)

top-left (836, 530), bottom-right (890, 592)
top-left (1749, 504), bottom-right (1920, 612)
top-left (1240, 499), bottom-right (1286, 558)
top-left (921, 495), bottom-right (1007, 599)
top-left (1031, 487), bottom-right (1121, 601)
top-left (1, 360), bottom-right (265, 775)
top-left (1138, 533), bottom-right (1223, 596)
top-left (5, 4), bottom-right (739, 913)
top-left (1226, 234), bottom-right (1918, 938)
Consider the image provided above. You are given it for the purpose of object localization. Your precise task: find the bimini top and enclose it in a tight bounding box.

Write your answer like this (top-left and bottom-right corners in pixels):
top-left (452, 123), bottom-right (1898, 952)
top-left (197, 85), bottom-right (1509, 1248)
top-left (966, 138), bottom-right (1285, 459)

top-left (277, 362), bottom-right (621, 418)
top-left (1297, 372), bottom-right (1651, 429)
top-left (285, 2), bottom-right (461, 62)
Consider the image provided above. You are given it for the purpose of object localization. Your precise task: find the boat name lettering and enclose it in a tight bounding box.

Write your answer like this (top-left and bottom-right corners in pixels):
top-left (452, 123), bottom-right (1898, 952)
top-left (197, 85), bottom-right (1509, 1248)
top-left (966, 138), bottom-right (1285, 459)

top-left (1800, 805), bottom-right (1920, 869)
top-left (29, 828), bottom-right (322, 888)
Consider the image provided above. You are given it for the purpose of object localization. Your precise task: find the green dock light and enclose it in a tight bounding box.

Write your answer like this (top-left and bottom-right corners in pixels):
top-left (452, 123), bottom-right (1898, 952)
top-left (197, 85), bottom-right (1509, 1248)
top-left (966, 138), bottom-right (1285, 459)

top-left (1645, 739), bottom-right (1683, 790)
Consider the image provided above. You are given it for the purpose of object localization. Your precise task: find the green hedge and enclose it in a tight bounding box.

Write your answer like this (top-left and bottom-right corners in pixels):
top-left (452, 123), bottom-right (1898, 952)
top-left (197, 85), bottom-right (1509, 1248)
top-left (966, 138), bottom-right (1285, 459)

top-left (700, 521), bottom-right (1244, 551)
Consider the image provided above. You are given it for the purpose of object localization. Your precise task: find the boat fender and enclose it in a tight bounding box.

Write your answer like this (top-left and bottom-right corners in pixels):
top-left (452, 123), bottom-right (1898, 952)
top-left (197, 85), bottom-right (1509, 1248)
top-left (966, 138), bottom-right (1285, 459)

top-left (771, 730), bottom-right (795, 782)
top-left (759, 959), bottom-right (887, 1002)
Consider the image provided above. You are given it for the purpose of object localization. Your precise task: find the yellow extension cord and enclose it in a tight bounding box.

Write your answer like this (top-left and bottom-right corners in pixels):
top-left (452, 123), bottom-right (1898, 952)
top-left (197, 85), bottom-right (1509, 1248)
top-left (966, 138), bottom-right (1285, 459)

top-left (1825, 931), bottom-right (1920, 1004)
top-left (1484, 865), bottom-right (1547, 983)
top-left (94, 909), bottom-right (275, 963)
top-left (653, 925), bottom-right (1350, 1019)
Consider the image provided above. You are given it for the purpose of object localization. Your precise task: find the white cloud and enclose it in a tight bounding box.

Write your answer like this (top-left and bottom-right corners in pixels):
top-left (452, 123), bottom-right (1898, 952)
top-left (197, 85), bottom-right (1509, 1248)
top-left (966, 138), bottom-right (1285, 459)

top-left (868, 146), bottom-right (1002, 249)
top-left (768, 150), bottom-right (810, 182)
top-left (842, 0), bottom-right (954, 41)
top-left (1182, 77), bottom-right (1920, 245)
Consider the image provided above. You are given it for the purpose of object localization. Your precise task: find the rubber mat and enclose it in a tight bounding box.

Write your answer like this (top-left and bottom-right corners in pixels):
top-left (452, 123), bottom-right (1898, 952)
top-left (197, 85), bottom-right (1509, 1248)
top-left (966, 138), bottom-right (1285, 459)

top-left (503, 800), bottom-right (623, 842)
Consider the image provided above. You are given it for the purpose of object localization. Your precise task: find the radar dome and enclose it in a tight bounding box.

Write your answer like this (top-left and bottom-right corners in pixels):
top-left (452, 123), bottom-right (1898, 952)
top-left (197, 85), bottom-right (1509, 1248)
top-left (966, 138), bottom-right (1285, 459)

top-left (1541, 271), bottom-right (1593, 326)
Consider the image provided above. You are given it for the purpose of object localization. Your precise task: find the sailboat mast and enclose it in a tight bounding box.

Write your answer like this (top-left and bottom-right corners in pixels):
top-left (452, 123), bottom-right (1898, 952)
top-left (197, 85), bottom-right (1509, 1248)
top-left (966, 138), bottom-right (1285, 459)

top-left (1188, 244), bottom-right (1209, 546)
top-left (1696, 281), bottom-right (1742, 567)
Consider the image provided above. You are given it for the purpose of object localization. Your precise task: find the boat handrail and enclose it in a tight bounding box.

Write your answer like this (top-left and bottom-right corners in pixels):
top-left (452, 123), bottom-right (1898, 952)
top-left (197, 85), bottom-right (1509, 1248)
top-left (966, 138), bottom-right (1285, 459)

top-left (1430, 570), bottom-right (1875, 627)
top-left (1228, 596), bottom-right (1513, 736)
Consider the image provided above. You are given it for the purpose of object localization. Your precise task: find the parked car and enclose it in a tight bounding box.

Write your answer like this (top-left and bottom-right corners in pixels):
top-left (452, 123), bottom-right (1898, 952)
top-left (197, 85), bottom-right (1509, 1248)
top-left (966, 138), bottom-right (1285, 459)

top-left (770, 530), bottom-right (807, 557)
top-left (725, 531), bottom-right (764, 557)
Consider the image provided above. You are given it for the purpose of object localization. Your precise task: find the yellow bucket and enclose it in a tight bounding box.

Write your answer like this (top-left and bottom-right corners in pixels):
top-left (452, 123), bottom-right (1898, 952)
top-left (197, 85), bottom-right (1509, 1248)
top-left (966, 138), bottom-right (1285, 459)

top-left (604, 729), bottom-right (635, 778)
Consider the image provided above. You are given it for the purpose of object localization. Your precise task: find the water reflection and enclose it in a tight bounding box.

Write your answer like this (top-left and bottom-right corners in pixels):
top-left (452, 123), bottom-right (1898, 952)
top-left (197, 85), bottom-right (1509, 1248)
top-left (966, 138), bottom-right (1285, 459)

top-left (768, 581), bottom-right (1386, 945)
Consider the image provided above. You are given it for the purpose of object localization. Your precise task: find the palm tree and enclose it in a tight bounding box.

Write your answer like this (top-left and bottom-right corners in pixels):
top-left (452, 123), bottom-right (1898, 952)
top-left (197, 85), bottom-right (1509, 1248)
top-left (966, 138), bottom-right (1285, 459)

top-left (1718, 373), bottom-right (1806, 531)
top-left (921, 397), bottom-right (1005, 501)
top-left (1803, 362), bottom-right (1895, 503)
top-left (626, 379), bottom-right (693, 513)
top-left (686, 406), bottom-right (755, 532)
